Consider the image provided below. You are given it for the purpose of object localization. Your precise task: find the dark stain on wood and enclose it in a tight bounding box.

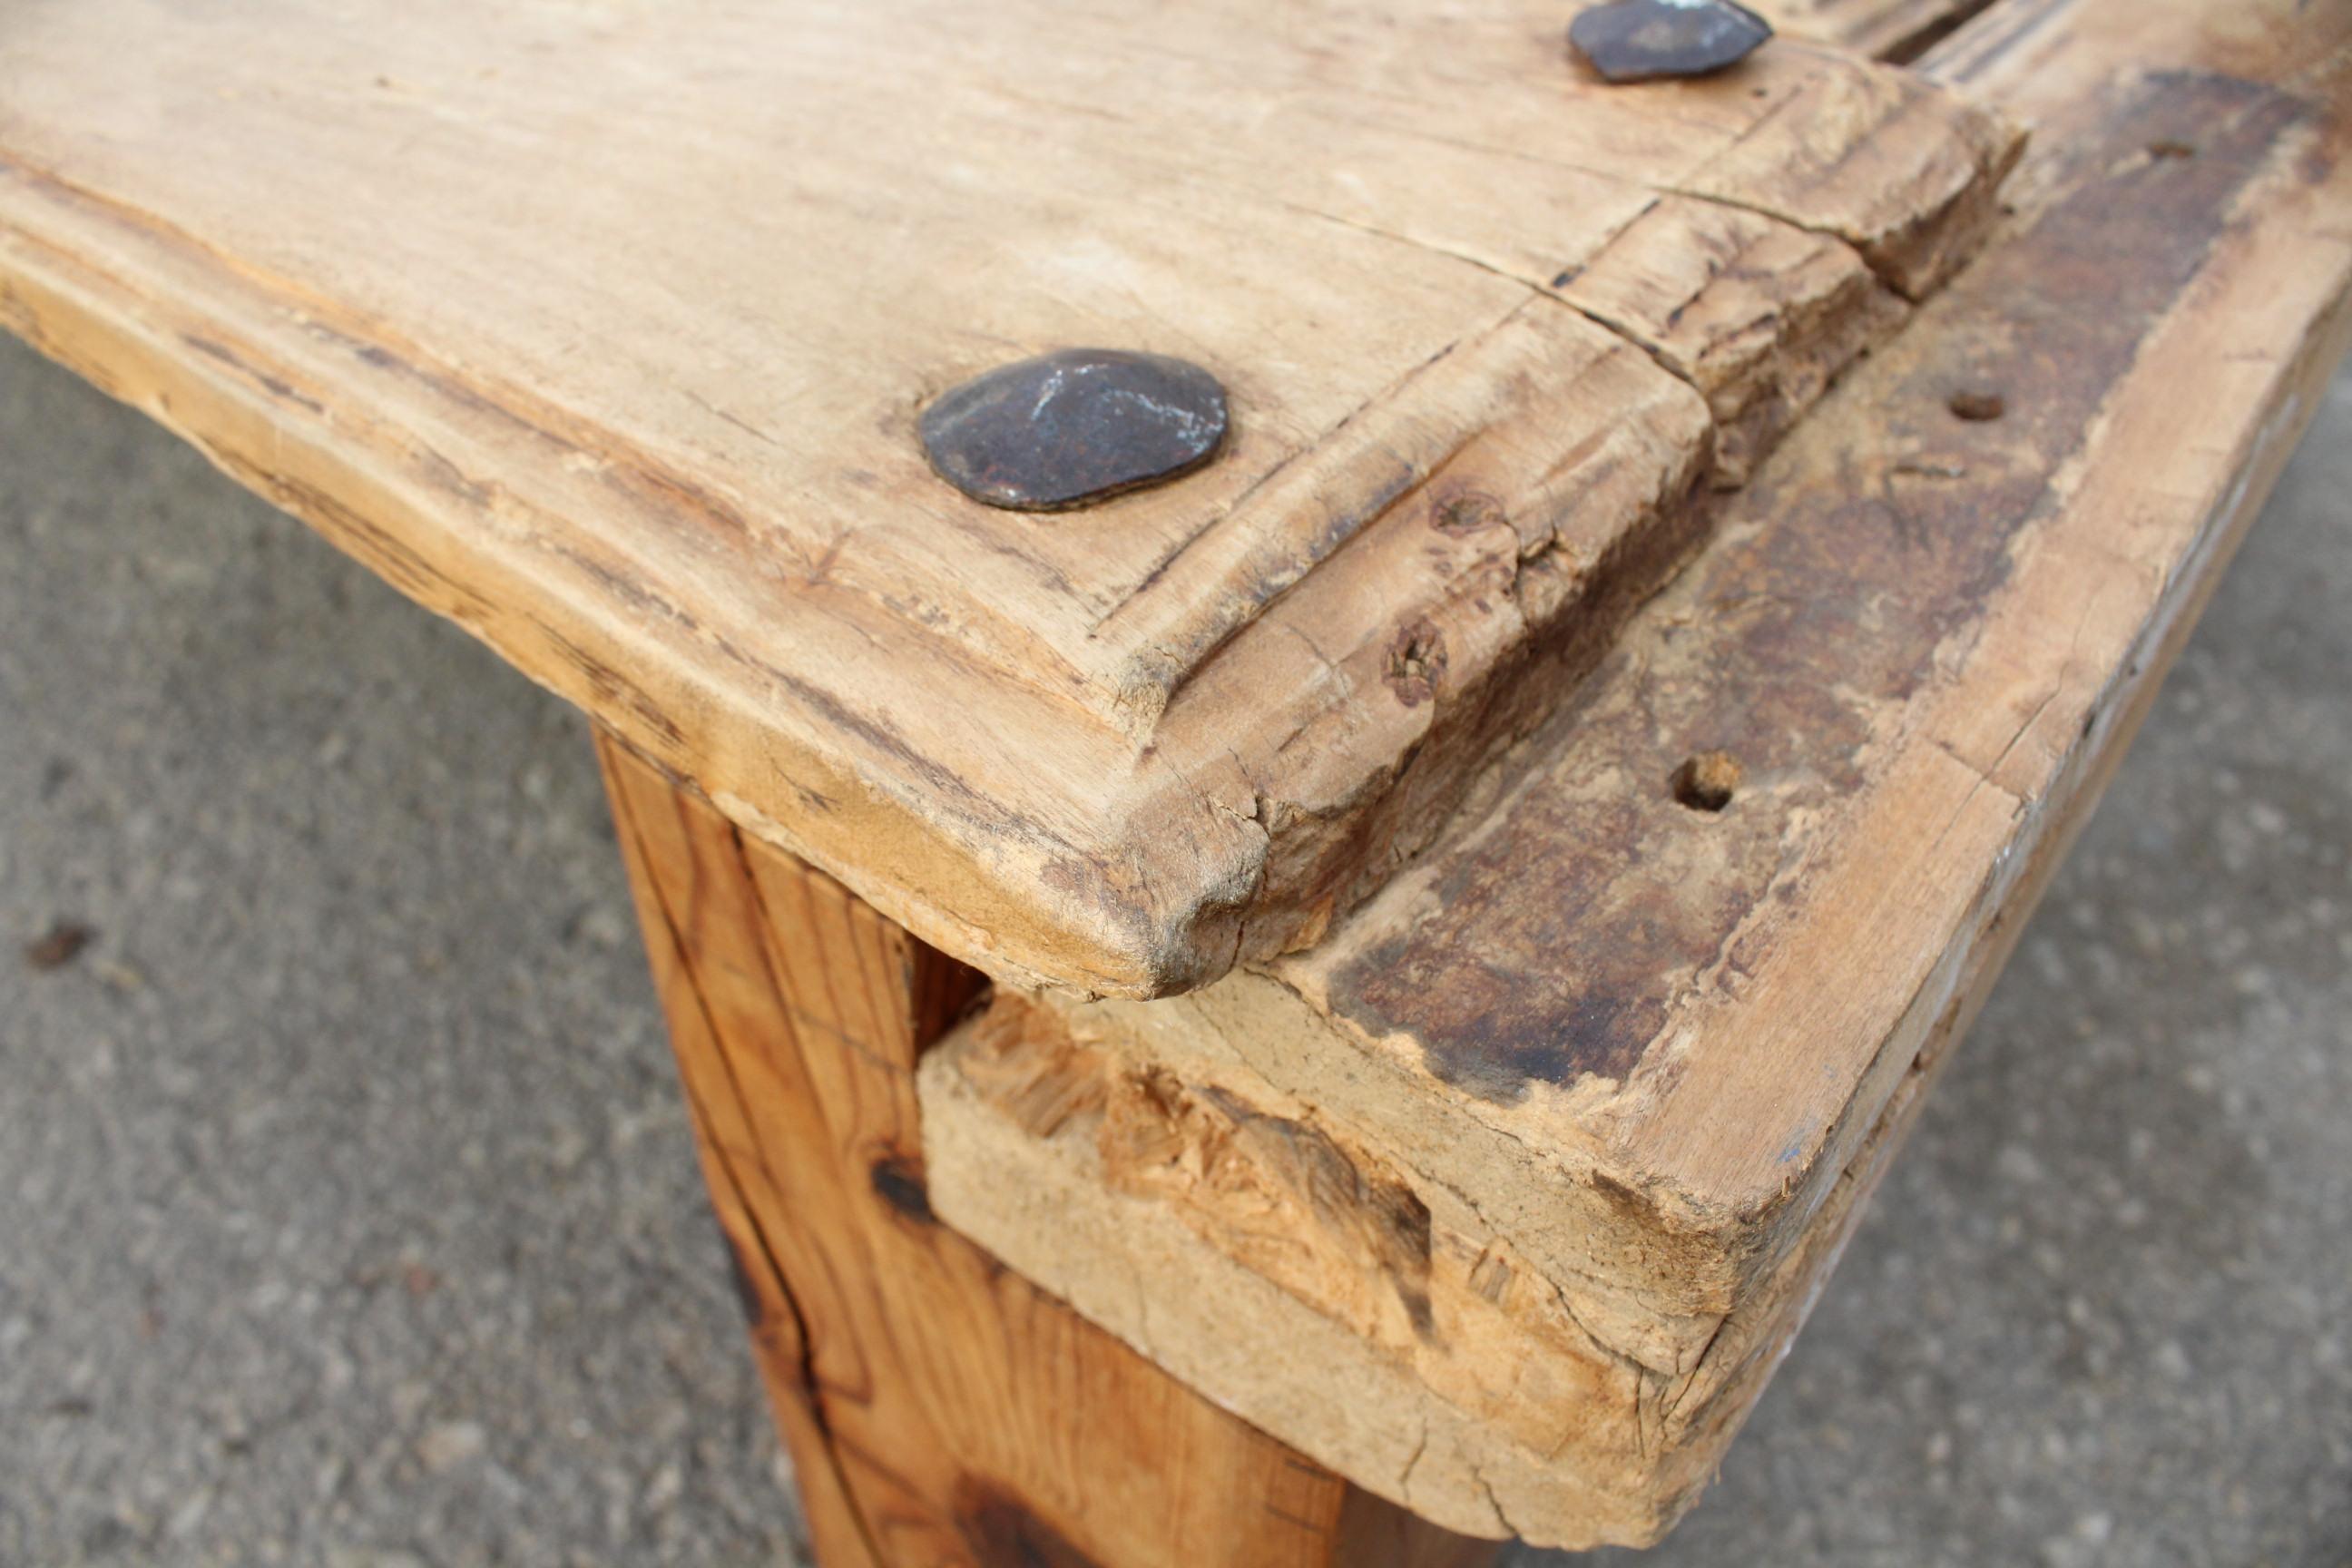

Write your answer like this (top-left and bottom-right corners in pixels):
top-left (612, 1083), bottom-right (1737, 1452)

top-left (868, 1147), bottom-right (936, 1225)
top-left (1326, 73), bottom-right (2308, 1102)
top-left (954, 1476), bottom-right (1104, 1568)
top-left (1433, 488), bottom-right (1512, 538)
top-left (1587, 1169), bottom-right (1653, 1220)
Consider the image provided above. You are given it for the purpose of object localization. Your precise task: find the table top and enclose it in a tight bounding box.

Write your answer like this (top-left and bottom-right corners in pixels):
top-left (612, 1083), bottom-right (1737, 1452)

top-left (7, 0), bottom-right (2347, 1549)
top-left (0, 0), bottom-right (2014, 995)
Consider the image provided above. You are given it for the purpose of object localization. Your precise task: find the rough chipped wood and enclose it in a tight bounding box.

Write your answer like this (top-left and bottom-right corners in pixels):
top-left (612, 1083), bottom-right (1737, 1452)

top-left (0, 0), bottom-right (2018, 998)
top-left (1553, 197), bottom-right (1907, 487)
top-left (920, 0), bottom-right (2352, 1545)
top-left (597, 732), bottom-right (1494, 1568)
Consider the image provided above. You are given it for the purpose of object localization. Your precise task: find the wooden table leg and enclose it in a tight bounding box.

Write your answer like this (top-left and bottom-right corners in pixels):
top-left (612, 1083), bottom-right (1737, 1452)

top-left (596, 731), bottom-right (1495, 1568)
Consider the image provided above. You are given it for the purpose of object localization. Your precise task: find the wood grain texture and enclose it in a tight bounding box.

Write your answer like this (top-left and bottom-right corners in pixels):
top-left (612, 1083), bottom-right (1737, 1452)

top-left (0, 0), bottom-right (2016, 998)
top-left (597, 732), bottom-right (1494, 1568)
top-left (920, 0), bottom-right (2352, 1545)
top-left (1752, 0), bottom-right (2000, 61)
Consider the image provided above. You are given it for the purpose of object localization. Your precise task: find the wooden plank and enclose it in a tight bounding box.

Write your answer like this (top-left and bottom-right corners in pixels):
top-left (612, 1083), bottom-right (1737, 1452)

top-left (918, 0), bottom-right (2352, 1546)
top-left (0, 0), bottom-right (2017, 997)
top-left (596, 730), bottom-right (1495, 1568)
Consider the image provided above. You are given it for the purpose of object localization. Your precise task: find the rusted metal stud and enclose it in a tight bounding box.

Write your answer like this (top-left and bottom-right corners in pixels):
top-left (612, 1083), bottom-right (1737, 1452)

top-left (1568, 0), bottom-right (1773, 83)
top-left (919, 348), bottom-right (1230, 512)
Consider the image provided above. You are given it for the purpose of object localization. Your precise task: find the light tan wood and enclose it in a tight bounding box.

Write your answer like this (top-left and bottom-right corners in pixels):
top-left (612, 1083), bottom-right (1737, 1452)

top-left (598, 731), bottom-right (1496, 1568)
top-left (0, 0), bottom-right (2017, 998)
top-left (919, 0), bottom-right (2352, 1545)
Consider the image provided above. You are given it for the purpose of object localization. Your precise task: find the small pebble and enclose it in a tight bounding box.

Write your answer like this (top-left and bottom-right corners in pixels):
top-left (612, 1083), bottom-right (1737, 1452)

top-left (416, 1421), bottom-right (486, 1474)
top-left (24, 919), bottom-right (95, 972)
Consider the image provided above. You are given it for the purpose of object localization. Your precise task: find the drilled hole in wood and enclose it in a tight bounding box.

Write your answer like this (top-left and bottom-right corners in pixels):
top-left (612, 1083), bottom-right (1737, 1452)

top-left (1948, 388), bottom-right (2005, 422)
top-left (1671, 751), bottom-right (1740, 813)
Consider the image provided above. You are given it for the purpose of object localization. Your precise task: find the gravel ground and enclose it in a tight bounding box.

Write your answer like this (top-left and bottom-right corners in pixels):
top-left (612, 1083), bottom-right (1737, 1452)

top-left (1, 328), bottom-right (2346, 1568)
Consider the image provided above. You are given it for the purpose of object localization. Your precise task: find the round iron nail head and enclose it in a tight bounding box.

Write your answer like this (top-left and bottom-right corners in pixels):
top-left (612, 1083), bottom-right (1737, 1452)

top-left (1568, 0), bottom-right (1773, 83)
top-left (919, 348), bottom-right (1230, 512)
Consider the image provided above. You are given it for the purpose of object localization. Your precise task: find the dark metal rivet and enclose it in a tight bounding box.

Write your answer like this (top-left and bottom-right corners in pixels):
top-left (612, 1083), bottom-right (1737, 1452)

top-left (1568, 0), bottom-right (1773, 84)
top-left (919, 348), bottom-right (1229, 512)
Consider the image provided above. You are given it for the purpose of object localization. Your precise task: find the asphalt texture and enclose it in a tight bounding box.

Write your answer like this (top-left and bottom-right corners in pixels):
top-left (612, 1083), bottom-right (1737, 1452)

top-left (2, 329), bottom-right (2347, 1568)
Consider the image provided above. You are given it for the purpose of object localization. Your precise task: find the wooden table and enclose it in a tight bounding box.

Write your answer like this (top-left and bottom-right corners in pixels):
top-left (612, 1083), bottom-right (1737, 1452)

top-left (4, 0), bottom-right (2345, 1557)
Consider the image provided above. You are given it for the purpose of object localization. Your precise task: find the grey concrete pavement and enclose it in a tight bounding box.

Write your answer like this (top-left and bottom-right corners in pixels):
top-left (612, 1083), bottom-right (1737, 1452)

top-left (2, 328), bottom-right (2347, 1567)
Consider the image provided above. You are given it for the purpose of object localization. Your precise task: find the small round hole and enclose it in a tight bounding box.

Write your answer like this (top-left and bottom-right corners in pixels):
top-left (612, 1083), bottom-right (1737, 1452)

top-left (1671, 751), bottom-right (1740, 813)
top-left (1948, 388), bottom-right (2005, 422)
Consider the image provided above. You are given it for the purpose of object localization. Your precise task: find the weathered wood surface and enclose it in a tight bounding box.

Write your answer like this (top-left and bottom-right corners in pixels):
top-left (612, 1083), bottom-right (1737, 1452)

top-left (1753, 0), bottom-right (1997, 61)
top-left (922, 0), bottom-right (2352, 1545)
top-left (599, 732), bottom-right (1496, 1568)
top-left (0, 0), bottom-right (2017, 997)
